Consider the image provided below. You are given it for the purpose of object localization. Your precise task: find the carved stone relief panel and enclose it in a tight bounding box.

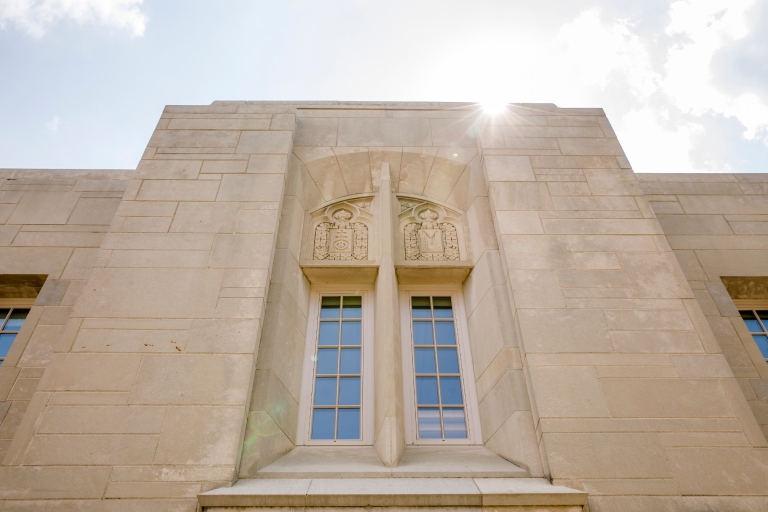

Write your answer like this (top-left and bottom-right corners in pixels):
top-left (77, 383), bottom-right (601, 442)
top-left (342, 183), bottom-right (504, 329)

top-left (398, 199), bottom-right (466, 261)
top-left (311, 198), bottom-right (373, 261)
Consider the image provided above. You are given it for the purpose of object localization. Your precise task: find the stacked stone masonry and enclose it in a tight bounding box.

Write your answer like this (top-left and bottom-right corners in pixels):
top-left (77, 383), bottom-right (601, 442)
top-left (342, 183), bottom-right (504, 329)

top-left (0, 101), bottom-right (764, 512)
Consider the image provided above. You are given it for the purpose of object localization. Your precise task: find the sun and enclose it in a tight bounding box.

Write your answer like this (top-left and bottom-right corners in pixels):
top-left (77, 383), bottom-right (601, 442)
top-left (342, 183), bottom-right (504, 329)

top-left (481, 100), bottom-right (508, 115)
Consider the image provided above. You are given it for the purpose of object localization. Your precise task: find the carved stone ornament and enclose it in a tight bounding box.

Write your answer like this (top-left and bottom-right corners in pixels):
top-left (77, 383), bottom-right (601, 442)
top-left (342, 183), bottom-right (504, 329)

top-left (400, 201), bottom-right (463, 261)
top-left (312, 200), bottom-right (372, 261)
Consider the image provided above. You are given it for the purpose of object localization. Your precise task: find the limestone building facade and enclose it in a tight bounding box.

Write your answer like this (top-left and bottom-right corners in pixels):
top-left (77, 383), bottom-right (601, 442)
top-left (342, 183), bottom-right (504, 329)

top-left (0, 101), bottom-right (766, 511)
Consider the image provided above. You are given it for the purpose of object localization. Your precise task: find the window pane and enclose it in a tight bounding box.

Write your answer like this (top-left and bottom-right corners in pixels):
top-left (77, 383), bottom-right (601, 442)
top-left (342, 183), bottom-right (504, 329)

top-left (434, 322), bottom-right (456, 345)
top-left (413, 322), bottom-right (433, 345)
top-left (342, 296), bottom-right (362, 318)
top-left (0, 309), bottom-right (9, 325)
top-left (341, 321), bottom-right (362, 345)
top-left (412, 297), bottom-right (432, 318)
top-left (316, 348), bottom-right (338, 374)
top-left (3, 310), bottom-right (28, 331)
top-left (314, 377), bottom-right (337, 405)
top-left (443, 408), bottom-right (467, 439)
top-left (320, 297), bottom-right (341, 318)
top-left (417, 408), bottom-right (442, 438)
top-left (318, 322), bottom-right (340, 346)
top-left (758, 311), bottom-right (768, 324)
top-left (0, 333), bottom-right (16, 358)
top-left (414, 348), bottom-right (436, 373)
top-left (416, 376), bottom-right (439, 405)
top-left (311, 409), bottom-right (335, 439)
top-left (439, 376), bottom-right (463, 405)
top-left (740, 311), bottom-right (763, 332)
top-left (339, 348), bottom-right (361, 374)
top-left (754, 335), bottom-right (768, 358)
top-left (337, 408), bottom-right (361, 439)
top-left (437, 348), bottom-right (460, 374)
top-left (338, 377), bottom-right (361, 405)
top-left (433, 297), bottom-right (453, 318)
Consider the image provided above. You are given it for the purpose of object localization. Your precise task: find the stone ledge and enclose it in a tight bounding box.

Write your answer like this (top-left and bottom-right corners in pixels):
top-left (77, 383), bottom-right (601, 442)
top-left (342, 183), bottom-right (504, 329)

top-left (255, 446), bottom-right (527, 479)
top-left (198, 477), bottom-right (588, 508)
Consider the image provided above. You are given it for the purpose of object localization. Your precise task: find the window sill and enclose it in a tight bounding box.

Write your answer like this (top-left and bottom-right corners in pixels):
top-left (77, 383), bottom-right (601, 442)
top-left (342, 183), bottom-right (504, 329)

top-left (198, 476), bottom-right (587, 508)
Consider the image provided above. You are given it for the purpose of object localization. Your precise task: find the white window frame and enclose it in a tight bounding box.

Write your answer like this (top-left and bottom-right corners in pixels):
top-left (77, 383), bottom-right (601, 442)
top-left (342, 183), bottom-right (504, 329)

top-left (399, 285), bottom-right (482, 445)
top-left (0, 299), bottom-right (34, 367)
top-left (297, 286), bottom-right (374, 445)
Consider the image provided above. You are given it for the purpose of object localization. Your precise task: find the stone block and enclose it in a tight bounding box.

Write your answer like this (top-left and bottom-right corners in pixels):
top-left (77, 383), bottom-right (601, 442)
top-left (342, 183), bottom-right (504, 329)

top-left (0, 467), bottom-right (110, 499)
top-left (504, 136), bottom-right (560, 150)
top-left (217, 174), bottom-right (284, 202)
top-left (705, 280), bottom-right (740, 317)
top-left (238, 410), bottom-right (294, 476)
top-left (149, 130), bottom-right (240, 148)
top-left (17, 324), bottom-right (63, 367)
top-left (557, 137), bottom-right (624, 156)
top-left (552, 196), bottom-right (638, 211)
top-left (247, 154), bottom-right (290, 174)
top-left (657, 215), bottom-right (733, 235)
top-left (518, 309), bottom-right (613, 353)
top-left (24, 434), bottom-right (158, 465)
top-left (167, 118), bottom-right (270, 130)
top-left (545, 433), bottom-right (672, 479)
top-left (490, 182), bottom-right (553, 211)
top-left (501, 235), bottom-right (573, 270)
top-left (478, 370), bottom-right (530, 441)
top-left (666, 448), bottom-right (768, 495)
top-left (650, 201), bottom-right (684, 214)
top-left (495, 211), bottom-right (543, 234)
top-left (73, 268), bottom-right (223, 319)
top-left (187, 319), bottom-right (260, 353)
top-left (73, 328), bottom-right (189, 352)
top-left (7, 192), bottom-right (80, 225)
top-left (103, 232), bottom-right (213, 251)
top-left (543, 219), bottom-right (660, 235)
top-left (137, 160), bottom-right (202, 179)
top-left (618, 252), bottom-right (694, 299)
top-left (104, 481), bottom-right (202, 499)
top-left (120, 216), bottom-right (172, 233)
top-left (672, 250), bottom-right (708, 281)
top-left (601, 378), bottom-right (732, 417)
top-left (567, 235), bottom-right (657, 252)
top-left (484, 156), bottom-right (535, 182)
top-left (201, 160), bottom-right (248, 174)
top-left (558, 270), bottom-right (627, 289)
top-left (210, 234), bottom-right (274, 269)
top-left (604, 309), bottom-right (693, 331)
top-left (236, 131), bottom-right (293, 154)
top-left (38, 405), bottom-right (167, 434)
top-left (107, 249), bottom-right (209, 268)
top-left (67, 198), bottom-right (121, 225)
top-left (137, 180), bottom-right (219, 202)
top-left (169, 202), bottom-right (239, 233)
top-left (610, 331), bottom-right (704, 353)
top-left (430, 118), bottom-right (477, 147)
top-left (129, 354), bottom-right (252, 405)
top-left (39, 353), bottom-right (142, 391)
top-left (547, 182), bottom-right (591, 196)
top-left (678, 195), bottom-right (768, 215)
top-left (154, 406), bottom-right (244, 465)
top-left (528, 366), bottom-right (609, 418)
top-left (572, 252), bottom-right (620, 269)
top-left (337, 117), bottom-right (431, 146)
top-left (215, 297), bottom-right (265, 319)
top-left (530, 156), bottom-right (619, 169)
top-left (116, 201), bottom-right (178, 217)
top-left (509, 270), bottom-right (565, 309)
top-left (295, 117), bottom-right (338, 146)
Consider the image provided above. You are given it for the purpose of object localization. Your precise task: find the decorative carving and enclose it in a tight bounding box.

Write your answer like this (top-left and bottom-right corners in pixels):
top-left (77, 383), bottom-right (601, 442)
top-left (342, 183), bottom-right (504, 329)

top-left (313, 206), bottom-right (369, 261)
top-left (400, 201), bottom-right (417, 213)
top-left (357, 201), bottom-right (372, 212)
top-left (404, 208), bottom-right (460, 261)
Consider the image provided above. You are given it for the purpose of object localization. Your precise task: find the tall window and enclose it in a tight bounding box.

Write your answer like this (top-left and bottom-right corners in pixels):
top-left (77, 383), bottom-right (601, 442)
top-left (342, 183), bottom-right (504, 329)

top-left (0, 308), bottom-right (30, 366)
top-left (299, 290), bottom-right (373, 445)
top-left (739, 310), bottom-right (768, 360)
top-left (401, 291), bottom-right (480, 444)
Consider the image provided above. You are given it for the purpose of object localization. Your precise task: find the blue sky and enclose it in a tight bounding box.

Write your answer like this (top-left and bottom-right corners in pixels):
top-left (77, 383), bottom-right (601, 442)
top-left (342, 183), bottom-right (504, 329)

top-left (1, 0), bottom-right (767, 172)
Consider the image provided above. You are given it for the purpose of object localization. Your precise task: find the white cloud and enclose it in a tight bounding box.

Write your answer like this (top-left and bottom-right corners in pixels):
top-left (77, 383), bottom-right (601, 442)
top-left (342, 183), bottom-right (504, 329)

top-left (44, 115), bottom-right (60, 131)
top-left (552, 2), bottom-right (767, 172)
top-left (0, 0), bottom-right (146, 37)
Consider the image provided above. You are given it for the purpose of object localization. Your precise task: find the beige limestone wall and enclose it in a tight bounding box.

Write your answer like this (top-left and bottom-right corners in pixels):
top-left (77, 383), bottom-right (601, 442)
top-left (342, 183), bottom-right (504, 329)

top-left (476, 108), bottom-right (768, 511)
top-left (639, 173), bottom-right (768, 442)
top-left (0, 104), bottom-right (293, 510)
top-left (0, 169), bottom-right (131, 466)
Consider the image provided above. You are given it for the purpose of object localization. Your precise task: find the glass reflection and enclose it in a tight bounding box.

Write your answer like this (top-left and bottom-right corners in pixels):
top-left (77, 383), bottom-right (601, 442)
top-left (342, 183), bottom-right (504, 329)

top-left (311, 409), bottom-right (335, 439)
top-left (434, 322), bottom-right (456, 345)
top-left (337, 408), bottom-right (360, 439)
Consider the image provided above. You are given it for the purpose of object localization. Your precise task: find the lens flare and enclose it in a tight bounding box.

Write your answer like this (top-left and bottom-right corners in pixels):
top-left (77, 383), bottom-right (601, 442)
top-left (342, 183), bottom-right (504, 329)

top-left (482, 101), bottom-right (507, 115)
